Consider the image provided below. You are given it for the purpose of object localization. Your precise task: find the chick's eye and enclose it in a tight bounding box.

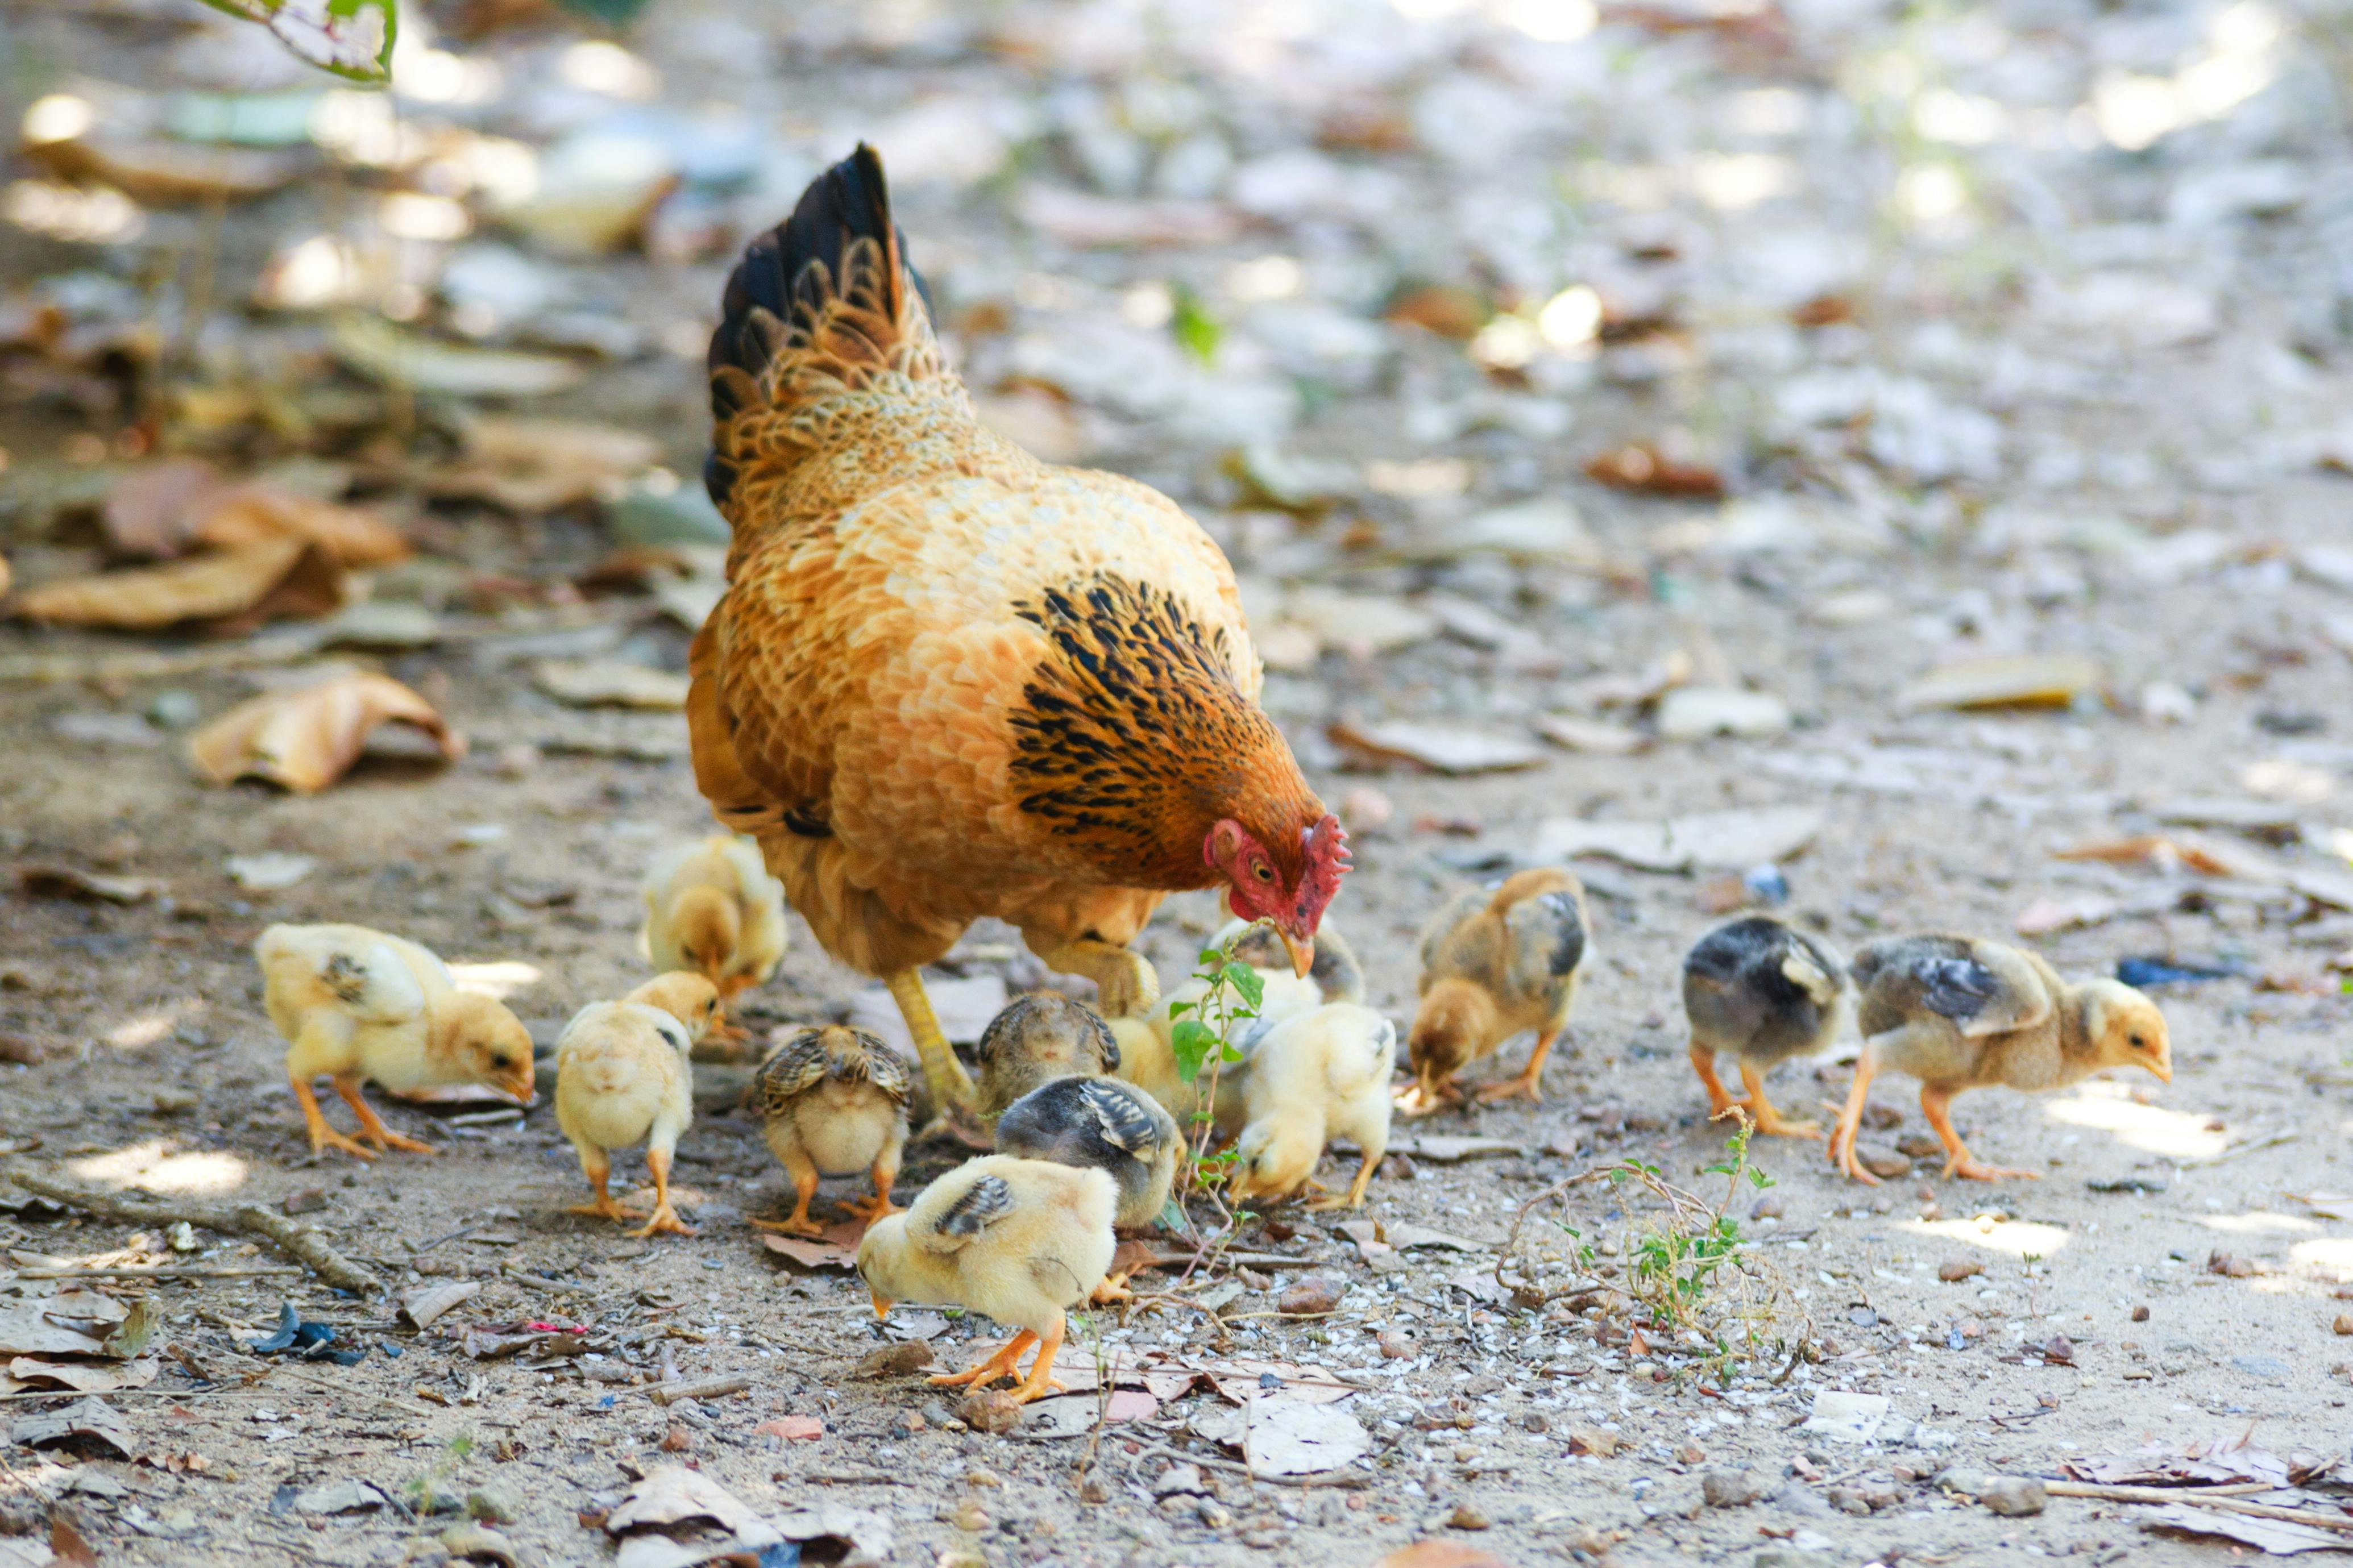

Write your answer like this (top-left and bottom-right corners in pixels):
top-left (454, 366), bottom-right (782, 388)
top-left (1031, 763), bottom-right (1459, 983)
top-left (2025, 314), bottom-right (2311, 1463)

top-left (490, 1053), bottom-right (511, 1070)
top-left (2129, 1034), bottom-right (2145, 1049)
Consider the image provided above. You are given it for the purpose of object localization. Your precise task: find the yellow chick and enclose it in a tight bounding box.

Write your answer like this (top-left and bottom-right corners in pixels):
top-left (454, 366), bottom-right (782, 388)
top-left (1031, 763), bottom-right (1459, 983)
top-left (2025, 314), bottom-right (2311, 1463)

top-left (553, 972), bottom-right (721, 1238)
top-left (1403, 867), bottom-right (1589, 1112)
top-left (1683, 916), bottom-right (1849, 1139)
top-left (975, 993), bottom-right (1121, 1119)
top-left (640, 836), bottom-right (788, 1024)
top-left (750, 1025), bottom-right (912, 1235)
top-left (256, 923), bottom-right (534, 1161)
top-left (1225, 1003), bottom-right (1396, 1211)
top-left (1829, 934), bottom-right (2172, 1184)
top-left (857, 1154), bottom-right (1117, 1403)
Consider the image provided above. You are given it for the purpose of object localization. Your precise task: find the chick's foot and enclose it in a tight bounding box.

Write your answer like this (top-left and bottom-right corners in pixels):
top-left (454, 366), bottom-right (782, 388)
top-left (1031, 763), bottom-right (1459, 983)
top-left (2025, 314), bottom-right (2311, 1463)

top-left (628, 1203), bottom-right (699, 1239)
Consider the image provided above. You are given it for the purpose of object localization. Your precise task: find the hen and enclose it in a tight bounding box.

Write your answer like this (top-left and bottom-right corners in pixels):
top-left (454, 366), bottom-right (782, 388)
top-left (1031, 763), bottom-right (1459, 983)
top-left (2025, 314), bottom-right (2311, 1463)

top-left (255, 923), bottom-right (534, 1159)
top-left (690, 145), bottom-right (1348, 1118)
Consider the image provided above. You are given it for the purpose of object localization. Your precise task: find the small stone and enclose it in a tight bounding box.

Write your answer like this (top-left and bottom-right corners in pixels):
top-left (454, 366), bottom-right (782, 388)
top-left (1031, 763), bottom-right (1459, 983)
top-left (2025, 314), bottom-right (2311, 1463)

top-left (1978, 1477), bottom-right (2047, 1516)
top-left (965, 1466), bottom-right (1001, 1489)
top-left (1447, 1504), bottom-right (1491, 1530)
top-left (1566, 1426), bottom-right (1620, 1457)
top-left (1278, 1278), bottom-right (1343, 1316)
top-left (854, 1342), bottom-right (935, 1378)
top-left (1675, 1442), bottom-right (1706, 1465)
top-left (755, 1415), bottom-right (824, 1442)
top-left (1750, 1195), bottom-right (1785, 1221)
top-left (282, 1187), bottom-right (328, 1216)
top-left (1787, 1455), bottom-right (1824, 1482)
top-left (1078, 1475), bottom-right (1110, 1505)
top-left (2132, 1305), bottom-right (2151, 1322)
top-left (147, 690), bottom-right (202, 729)
top-left (951, 1498), bottom-right (990, 1532)
top-left (1379, 1330), bottom-right (1415, 1359)
top-left (2207, 1250), bottom-right (2255, 1278)
top-left (1193, 1498), bottom-right (1231, 1530)
top-left (1853, 1145), bottom-right (1912, 1180)
top-left (2334, 1314), bottom-right (2352, 1336)
top-left (463, 1485), bottom-right (520, 1525)
top-left (1153, 1463), bottom-right (1205, 1498)
top-left (658, 1426), bottom-right (692, 1453)
top-left (1938, 1258), bottom-right (1982, 1283)
top-left (960, 1390), bottom-right (1021, 1435)
top-left (491, 743), bottom-right (540, 779)
top-left (1895, 1133), bottom-right (1943, 1161)
top-left (1703, 1468), bottom-right (1767, 1508)
top-left (1522, 1412), bottom-right (1550, 1434)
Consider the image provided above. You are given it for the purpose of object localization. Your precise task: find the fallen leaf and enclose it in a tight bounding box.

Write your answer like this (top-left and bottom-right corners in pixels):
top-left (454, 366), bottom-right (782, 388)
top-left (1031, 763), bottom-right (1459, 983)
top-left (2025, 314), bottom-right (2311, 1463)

top-left (756, 1415), bottom-right (825, 1442)
top-left (1800, 1390), bottom-right (1891, 1442)
top-left (1551, 651), bottom-right (1692, 713)
top-left (334, 316), bottom-right (587, 398)
top-left (756, 1233), bottom-right (858, 1271)
top-left (396, 1281), bottom-right (482, 1330)
top-left (1532, 806), bottom-right (1823, 872)
top-left (1330, 720), bottom-right (1547, 775)
top-left (103, 459), bottom-right (221, 558)
top-left (13, 537), bottom-right (347, 634)
top-left (1654, 687), bottom-right (1791, 740)
top-left (604, 1465), bottom-right (764, 1537)
top-left (1899, 655), bottom-right (2105, 712)
top-left (192, 484), bottom-right (408, 567)
top-left (427, 418), bottom-right (663, 512)
top-left (27, 131), bottom-right (303, 205)
top-left (1534, 714), bottom-right (1647, 755)
top-left (2015, 893), bottom-right (2121, 937)
top-left (225, 852), bottom-right (317, 891)
top-left (1244, 1396), bottom-right (1370, 1478)
top-left (1384, 1224), bottom-right (1485, 1252)
top-left (1392, 1134), bottom-right (1521, 1162)
top-left (530, 659), bottom-right (690, 711)
top-left (1019, 1388), bottom-right (1159, 1437)
top-left (11, 1396), bottom-right (133, 1458)
top-left (288, 1478), bottom-right (389, 1515)
top-left (1566, 1425), bottom-right (1621, 1457)
top-left (1583, 443), bottom-right (1724, 498)
top-left (2142, 1503), bottom-right (2346, 1555)
top-left (4, 1355), bottom-right (157, 1394)
top-left (49, 1512), bottom-right (97, 1568)
top-left (187, 672), bottom-right (463, 793)
top-left (14, 865), bottom-right (164, 904)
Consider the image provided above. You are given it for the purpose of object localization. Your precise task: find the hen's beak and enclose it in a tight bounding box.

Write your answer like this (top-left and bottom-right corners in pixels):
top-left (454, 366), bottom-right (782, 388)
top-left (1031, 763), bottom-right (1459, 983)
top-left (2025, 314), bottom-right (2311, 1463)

top-left (1279, 929), bottom-right (1314, 979)
top-left (870, 1293), bottom-right (893, 1320)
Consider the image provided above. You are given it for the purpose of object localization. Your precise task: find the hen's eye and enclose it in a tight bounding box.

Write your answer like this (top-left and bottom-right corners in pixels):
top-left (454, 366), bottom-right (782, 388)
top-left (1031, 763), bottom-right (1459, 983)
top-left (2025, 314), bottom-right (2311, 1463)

top-left (1252, 863), bottom-right (1274, 883)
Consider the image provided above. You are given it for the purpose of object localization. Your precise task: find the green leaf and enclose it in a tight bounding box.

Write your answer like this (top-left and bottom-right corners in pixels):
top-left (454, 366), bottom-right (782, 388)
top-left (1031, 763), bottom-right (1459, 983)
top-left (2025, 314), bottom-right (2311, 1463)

top-left (1197, 947), bottom-right (1224, 967)
top-left (1167, 1000), bottom-right (1195, 1017)
top-left (1222, 962), bottom-right (1265, 1012)
top-left (1171, 1019), bottom-right (1217, 1084)
top-left (1171, 283), bottom-right (1222, 364)
top-left (198, 0), bottom-right (397, 86)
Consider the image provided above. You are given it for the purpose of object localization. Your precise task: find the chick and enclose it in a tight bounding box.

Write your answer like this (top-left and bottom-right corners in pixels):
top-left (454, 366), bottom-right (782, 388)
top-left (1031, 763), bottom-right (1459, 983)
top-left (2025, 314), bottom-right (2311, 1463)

top-left (554, 972), bottom-right (722, 1238)
top-left (857, 1154), bottom-right (1117, 1403)
top-left (1403, 868), bottom-right (1590, 1111)
top-left (975, 993), bottom-right (1121, 1118)
top-left (751, 1025), bottom-right (912, 1234)
top-left (256, 923), bottom-right (535, 1160)
top-left (994, 1076), bottom-right (1181, 1231)
top-left (1683, 917), bottom-right (1849, 1139)
top-left (640, 836), bottom-right (787, 1032)
top-left (1828, 934), bottom-right (2172, 1184)
top-left (1226, 1003), bottom-right (1396, 1211)
top-left (1107, 918), bottom-right (1352, 1126)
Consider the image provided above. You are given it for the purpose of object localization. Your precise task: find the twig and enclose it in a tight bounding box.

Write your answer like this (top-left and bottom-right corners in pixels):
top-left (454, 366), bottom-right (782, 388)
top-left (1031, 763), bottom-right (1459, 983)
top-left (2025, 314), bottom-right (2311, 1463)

top-left (1131, 1441), bottom-right (1372, 1491)
top-left (2043, 1482), bottom-right (2353, 1533)
top-left (260, 1365), bottom-right (439, 1417)
top-left (648, 1374), bottom-right (750, 1405)
top-left (7, 1265), bottom-right (306, 1280)
top-left (804, 1471), bottom-right (911, 1487)
top-left (3, 1164), bottom-right (380, 1295)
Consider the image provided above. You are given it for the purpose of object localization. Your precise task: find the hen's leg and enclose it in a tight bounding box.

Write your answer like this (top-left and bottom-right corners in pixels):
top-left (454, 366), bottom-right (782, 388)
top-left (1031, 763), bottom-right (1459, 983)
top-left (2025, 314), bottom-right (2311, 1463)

top-left (1738, 1062), bottom-right (1822, 1140)
top-left (1827, 1047), bottom-right (1881, 1184)
top-left (628, 1146), bottom-right (698, 1238)
top-left (292, 1075), bottom-right (374, 1161)
top-left (331, 1077), bottom-right (435, 1154)
top-left (885, 969), bottom-right (978, 1116)
top-left (1688, 1042), bottom-right (1741, 1118)
top-left (1032, 938), bottom-right (1160, 1020)
top-left (929, 1330), bottom-right (1035, 1390)
top-left (1920, 1086), bottom-right (2037, 1182)
top-left (1476, 1028), bottom-right (1561, 1104)
top-left (1009, 1313), bottom-right (1069, 1403)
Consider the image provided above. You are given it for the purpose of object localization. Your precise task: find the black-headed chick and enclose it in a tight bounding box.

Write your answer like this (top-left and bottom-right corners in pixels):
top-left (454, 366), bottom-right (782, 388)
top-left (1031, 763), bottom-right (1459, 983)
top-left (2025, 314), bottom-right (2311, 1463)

top-left (1829, 934), bottom-right (2171, 1184)
top-left (751, 1025), bottom-right (911, 1234)
top-left (1683, 916), bottom-right (1849, 1139)
top-left (1404, 867), bottom-right (1589, 1111)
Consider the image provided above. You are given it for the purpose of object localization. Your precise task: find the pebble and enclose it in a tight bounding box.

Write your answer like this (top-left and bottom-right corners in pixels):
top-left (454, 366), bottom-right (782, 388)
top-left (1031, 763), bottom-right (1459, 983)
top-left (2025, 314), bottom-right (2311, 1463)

top-left (463, 1484), bottom-right (520, 1525)
top-left (1279, 1278), bottom-right (1343, 1315)
top-left (2334, 1314), bottom-right (2353, 1335)
top-left (1447, 1504), bottom-right (1492, 1530)
top-left (1939, 1258), bottom-right (1983, 1282)
top-left (1853, 1144), bottom-right (1912, 1179)
top-left (282, 1187), bottom-right (327, 1216)
top-left (1703, 1468), bottom-right (1767, 1508)
top-left (2132, 1305), bottom-right (2151, 1322)
top-left (1379, 1330), bottom-right (1415, 1359)
top-left (1675, 1442), bottom-right (1705, 1465)
top-left (1978, 1477), bottom-right (2047, 1517)
top-left (959, 1390), bottom-right (1021, 1435)
top-left (855, 1342), bottom-right (935, 1378)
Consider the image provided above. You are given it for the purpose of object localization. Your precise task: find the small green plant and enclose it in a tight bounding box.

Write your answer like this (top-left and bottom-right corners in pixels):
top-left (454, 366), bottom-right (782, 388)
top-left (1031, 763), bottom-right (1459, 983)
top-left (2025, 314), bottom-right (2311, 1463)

top-left (404, 1430), bottom-right (473, 1513)
top-left (197, 0), bottom-right (397, 85)
top-left (1162, 930), bottom-right (1265, 1238)
top-left (1169, 283), bottom-right (1222, 364)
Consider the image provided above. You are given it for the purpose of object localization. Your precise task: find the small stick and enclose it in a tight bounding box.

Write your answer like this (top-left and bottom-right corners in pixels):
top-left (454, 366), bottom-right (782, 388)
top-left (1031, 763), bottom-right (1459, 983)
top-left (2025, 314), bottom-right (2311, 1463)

top-left (1130, 1441), bottom-right (1371, 1491)
top-left (803, 1471), bottom-right (911, 1487)
top-left (2042, 1482), bottom-right (2353, 1532)
top-left (7, 1265), bottom-right (306, 1281)
top-left (648, 1374), bottom-right (750, 1405)
top-left (2, 1165), bottom-right (379, 1295)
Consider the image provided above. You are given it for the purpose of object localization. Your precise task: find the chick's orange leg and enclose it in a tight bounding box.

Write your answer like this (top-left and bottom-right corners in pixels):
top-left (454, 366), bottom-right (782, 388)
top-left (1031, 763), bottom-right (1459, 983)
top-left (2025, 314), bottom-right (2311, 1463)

top-left (1689, 1043), bottom-right (1742, 1119)
top-left (1010, 1314), bottom-right (1069, 1403)
top-left (1308, 1150), bottom-right (1380, 1211)
top-left (292, 1075), bottom-right (375, 1161)
top-left (749, 1147), bottom-right (824, 1237)
top-left (1739, 1062), bottom-right (1822, 1141)
top-left (929, 1330), bottom-right (1035, 1391)
top-left (839, 1156), bottom-right (900, 1226)
top-left (567, 1149), bottom-right (628, 1222)
top-left (1827, 1050), bottom-right (1881, 1185)
top-left (627, 1146), bottom-right (698, 1238)
top-left (1920, 1086), bottom-right (2037, 1182)
top-left (1476, 1028), bottom-right (1562, 1104)
top-left (1090, 1272), bottom-right (1135, 1306)
top-left (331, 1076), bottom-right (435, 1154)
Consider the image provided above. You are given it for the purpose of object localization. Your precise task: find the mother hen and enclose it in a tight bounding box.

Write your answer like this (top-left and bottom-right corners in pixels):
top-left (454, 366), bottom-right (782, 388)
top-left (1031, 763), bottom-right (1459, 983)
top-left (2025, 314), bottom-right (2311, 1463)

top-left (692, 146), bottom-right (1348, 1118)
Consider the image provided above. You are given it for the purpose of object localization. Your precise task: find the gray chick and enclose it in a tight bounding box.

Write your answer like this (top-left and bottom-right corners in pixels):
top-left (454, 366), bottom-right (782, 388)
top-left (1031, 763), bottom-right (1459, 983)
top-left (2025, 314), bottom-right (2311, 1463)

top-left (1683, 916), bottom-right (1848, 1140)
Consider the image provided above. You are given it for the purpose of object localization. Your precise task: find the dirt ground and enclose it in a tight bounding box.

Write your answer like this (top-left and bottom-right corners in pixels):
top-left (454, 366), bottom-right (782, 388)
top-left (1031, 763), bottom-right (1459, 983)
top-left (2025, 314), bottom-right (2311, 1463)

top-left (4, 0), bottom-right (2353, 1565)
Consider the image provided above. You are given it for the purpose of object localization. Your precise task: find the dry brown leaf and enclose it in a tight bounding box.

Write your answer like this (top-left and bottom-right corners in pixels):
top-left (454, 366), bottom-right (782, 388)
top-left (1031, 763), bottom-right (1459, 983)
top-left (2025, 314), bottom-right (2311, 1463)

top-left (0, 552), bottom-right (10, 600)
top-left (186, 672), bottom-right (463, 793)
top-left (1583, 443), bottom-right (1725, 498)
top-left (103, 458), bottom-right (221, 558)
top-left (15, 865), bottom-right (165, 904)
top-left (428, 418), bottom-right (663, 512)
top-left (27, 132), bottom-right (304, 205)
top-left (1899, 655), bottom-right (2104, 712)
top-left (194, 486), bottom-right (409, 567)
top-left (532, 659), bottom-right (690, 710)
top-left (13, 536), bottom-right (347, 635)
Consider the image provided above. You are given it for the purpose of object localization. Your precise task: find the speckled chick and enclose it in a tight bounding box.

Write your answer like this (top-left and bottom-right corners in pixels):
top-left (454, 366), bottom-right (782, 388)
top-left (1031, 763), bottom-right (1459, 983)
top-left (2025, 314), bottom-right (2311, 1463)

top-left (974, 993), bottom-right (1121, 1118)
top-left (994, 1075), bottom-right (1180, 1232)
top-left (1683, 917), bottom-right (1849, 1140)
top-left (857, 1155), bottom-right (1117, 1402)
top-left (1404, 868), bottom-right (1589, 1111)
top-left (752, 1025), bottom-right (912, 1234)
top-left (1829, 934), bottom-right (2172, 1184)
top-left (554, 973), bottom-right (721, 1238)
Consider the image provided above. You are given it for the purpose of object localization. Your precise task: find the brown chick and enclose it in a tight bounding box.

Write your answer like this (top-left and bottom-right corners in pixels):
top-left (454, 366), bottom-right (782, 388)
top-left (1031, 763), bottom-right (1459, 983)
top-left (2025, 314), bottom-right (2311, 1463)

top-left (974, 992), bottom-right (1120, 1119)
top-left (856, 1154), bottom-right (1116, 1403)
top-left (1828, 934), bottom-right (2172, 1184)
top-left (554, 973), bottom-right (721, 1238)
top-left (1403, 868), bottom-right (1590, 1111)
top-left (1225, 1003), bottom-right (1396, 1212)
top-left (1683, 916), bottom-right (1849, 1139)
top-left (256, 923), bottom-right (534, 1160)
top-left (751, 1025), bottom-right (912, 1234)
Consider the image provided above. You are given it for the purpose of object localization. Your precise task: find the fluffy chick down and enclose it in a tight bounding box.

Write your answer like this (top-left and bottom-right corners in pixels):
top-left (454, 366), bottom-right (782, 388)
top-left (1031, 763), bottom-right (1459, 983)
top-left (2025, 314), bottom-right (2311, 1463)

top-left (1683, 915), bottom-right (1849, 1139)
top-left (752, 1025), bottom-right (912, 1235)
top-left (1227, 1002), bottom-right (1395, 1212)
top-left (640, 835), bottom-right (788, 1002)
top-left (554, 972), bottom-right (720, 1238)
top-left (993, 1075), bottom-right (1180, 1230)
top-left (1405, 868), bottom-right (1589, 1110)
top-left (975, 992), bottom-right (1121, 1118)
top-left (857, 1154), bottom-right (1117, 1402)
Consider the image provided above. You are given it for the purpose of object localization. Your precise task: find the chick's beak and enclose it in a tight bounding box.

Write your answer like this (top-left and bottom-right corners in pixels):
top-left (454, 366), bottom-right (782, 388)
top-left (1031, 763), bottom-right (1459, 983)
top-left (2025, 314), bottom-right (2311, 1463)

top-left (2148, 1056), bottom-right (2173, 1084)
top-left (500, 1066), bottom-right (537, 1105)
top-left (1278, 926), bottom-right (1314, 979)
top-left (870, 1293), bottom-right (892, 1320)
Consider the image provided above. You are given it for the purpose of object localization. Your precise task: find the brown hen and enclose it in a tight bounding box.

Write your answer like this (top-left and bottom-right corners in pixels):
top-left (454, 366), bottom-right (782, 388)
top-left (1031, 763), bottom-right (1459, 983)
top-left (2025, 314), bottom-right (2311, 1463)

top-left (690, 146), bottom-right (1348, 1117)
